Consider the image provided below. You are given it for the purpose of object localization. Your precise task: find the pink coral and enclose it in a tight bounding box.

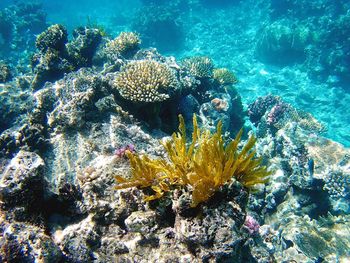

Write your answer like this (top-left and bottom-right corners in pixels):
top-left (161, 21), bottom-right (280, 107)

top-left (243, 215), bottom-right (260, 235)
top-left (115, 144), bottom-right (135, 158)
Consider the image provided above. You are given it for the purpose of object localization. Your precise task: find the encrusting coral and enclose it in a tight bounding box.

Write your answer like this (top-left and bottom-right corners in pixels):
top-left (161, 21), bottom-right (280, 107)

top-left (115, 115), bottom-right (270, 207)
top-left (111, 59), bottom-right (179, 102)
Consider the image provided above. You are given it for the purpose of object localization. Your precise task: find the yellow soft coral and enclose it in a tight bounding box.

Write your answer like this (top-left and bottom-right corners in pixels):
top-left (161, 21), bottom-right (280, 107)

top-left (115, 115), bottom-right (270, 207)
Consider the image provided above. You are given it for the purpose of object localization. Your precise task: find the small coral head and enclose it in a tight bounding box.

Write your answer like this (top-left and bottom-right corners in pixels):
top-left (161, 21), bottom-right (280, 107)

top-left (115, 144), bottom-right (136, 158)
top-left (112, 60), bottom-right (178, 102)
top-left (243, 215), bottom-right (260, 235)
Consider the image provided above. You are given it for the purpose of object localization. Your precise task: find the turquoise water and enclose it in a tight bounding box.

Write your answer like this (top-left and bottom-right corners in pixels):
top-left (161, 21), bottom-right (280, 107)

top-left (2, 0), bottom-right (349, 146)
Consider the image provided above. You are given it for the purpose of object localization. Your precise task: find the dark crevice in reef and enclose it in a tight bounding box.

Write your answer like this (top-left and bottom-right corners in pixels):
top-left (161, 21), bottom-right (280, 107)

top-left (292, 185), bottom-right (332, 220)
top-left (138, 236), bottom-right (160, 248)
top-left (115, 214), bottom-right (128, 231)
top-left (157, 204), bottom-right (177, 228)
top-left (44, 183), bottom-right (86, 231)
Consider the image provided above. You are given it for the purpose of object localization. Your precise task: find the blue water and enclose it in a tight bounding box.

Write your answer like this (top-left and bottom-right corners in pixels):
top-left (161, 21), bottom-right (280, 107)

top-left (1, 0), bottom-right (349, 146)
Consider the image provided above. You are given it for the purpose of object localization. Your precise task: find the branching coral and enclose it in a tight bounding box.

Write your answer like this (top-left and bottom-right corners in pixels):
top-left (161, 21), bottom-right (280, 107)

top-left (182, 56), bottom-right (214, 78)
top-left (115, 115), bottom-right (270, 207)
top-left (105, 32), bottom-right (141, 58)
top-left (111, 60), bottom-right (179, 102)
top-left (213, 68), bottom-right (238, 85)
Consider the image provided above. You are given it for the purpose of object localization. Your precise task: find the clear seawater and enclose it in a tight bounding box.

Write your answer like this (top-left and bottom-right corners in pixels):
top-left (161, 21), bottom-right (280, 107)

top-left (3, 0), bottom-right (348, 146)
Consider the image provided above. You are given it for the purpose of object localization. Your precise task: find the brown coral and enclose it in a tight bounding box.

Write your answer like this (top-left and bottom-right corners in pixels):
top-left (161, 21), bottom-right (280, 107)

top-left (211, 98), bottom-right (228, 112)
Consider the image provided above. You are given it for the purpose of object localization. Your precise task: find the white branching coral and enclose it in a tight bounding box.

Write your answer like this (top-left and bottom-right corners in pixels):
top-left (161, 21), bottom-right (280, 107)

top-left (112, 60), bottom-right (179, 102)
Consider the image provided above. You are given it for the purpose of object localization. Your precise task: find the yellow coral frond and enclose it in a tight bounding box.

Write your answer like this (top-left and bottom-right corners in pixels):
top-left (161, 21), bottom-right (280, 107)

top-left (115, 114), bottom-right (270, 207)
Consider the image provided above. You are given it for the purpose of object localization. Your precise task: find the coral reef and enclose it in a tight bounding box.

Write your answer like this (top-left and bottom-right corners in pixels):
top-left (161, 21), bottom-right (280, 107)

top-left (1, 3), bottom-right (350, 260)
top-left (66, 27), bottom-right (102, 67)
top-left (31, 24), bottom-right (72, 90)
top-left (30, 47), bottom-right (73, 90)
top-left (256, 20), bottom-right (312, 65)
top-left (213, 67), bottom-right (238, 86)
top-left (243, 215), bottom-right (260, 235)
top-left (18, 105), bottom-right (252, 261)
top-left (199, 88), bottom-right (245, 135)
top-left (244, 143), bottom-right (347, 260)
top-left (0, 81), bottom-right (34, 133)
top-left (104, 31), bottom-right (141, 59)
top-left (0, 61), bottom-right (11, 82)
top-left (35, 24), bottom-right (68, 53)
top-left (41, 69), bottom-right (103, 131)
top-left (114, 143), bottom-right (136, 158)
top-left (264, 213), bottom-right (350, 262)
top-left (111, 59), bottom-right (179, 102)
top-left (211, 97), bottom-right (228, 112)
top-left (0, 123), bottom-right (46, 158)
top-left (248, 95), bottom-right (325, 136)
top-left (245, 94), bottom-right (350, 260)
top-left (248, 95), bottom-right (282, 124)
top-left (323, 166), bottom-right (350, 212)
top-left (0, 151), bottom-right (45, 222)
top-left (31, 25), bottom-right (102, 90)
top-left (0, 218), bottom-right (63, 262)
top-left (182, 56), bottom-right (214, 79)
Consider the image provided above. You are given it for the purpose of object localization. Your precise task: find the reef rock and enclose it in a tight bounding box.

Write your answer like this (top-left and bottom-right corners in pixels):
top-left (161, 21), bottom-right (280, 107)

top-left (0, 150), bottom-right (45, 222)
top-left (0, 217), bottom-right (62, 262)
